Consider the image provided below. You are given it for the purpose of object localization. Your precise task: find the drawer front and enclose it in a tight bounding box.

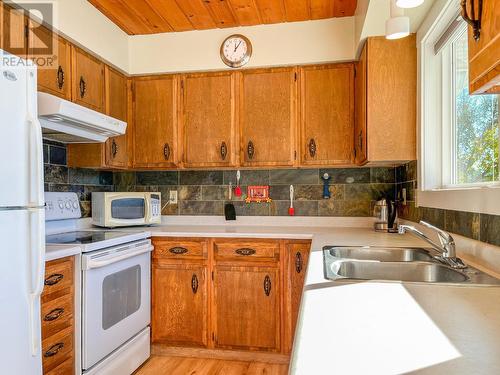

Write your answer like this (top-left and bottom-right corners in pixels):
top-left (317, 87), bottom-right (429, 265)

top-left (42, 258), bottom-right (73, 300)
top-left (42, 326), bottom-right (73, 373)
top-left (45, 357), bottom-right (74, 375)
top-left (153, 238), bottom-right (208, 260)
top-left (214, 240), bottom-right (280, 262)
top-left (42, 293), bottom-right (73, 339)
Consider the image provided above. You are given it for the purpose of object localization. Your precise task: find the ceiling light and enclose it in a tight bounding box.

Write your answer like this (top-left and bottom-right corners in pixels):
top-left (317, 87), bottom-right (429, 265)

top-left (386, 0), bottom-right (410, 40)
top-left (396, 0), bottom-right (425, 9)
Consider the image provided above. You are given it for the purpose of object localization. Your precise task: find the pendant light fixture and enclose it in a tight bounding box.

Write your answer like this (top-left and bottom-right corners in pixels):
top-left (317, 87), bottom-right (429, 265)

top-left (396, 0), bottom-right (424, 8)
top-left (385, 0), bottom-right (410, 40)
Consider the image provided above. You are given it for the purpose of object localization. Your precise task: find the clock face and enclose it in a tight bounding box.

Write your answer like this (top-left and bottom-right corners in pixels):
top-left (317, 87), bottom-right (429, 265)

top-left (220, 35), bottom-right (252, 68)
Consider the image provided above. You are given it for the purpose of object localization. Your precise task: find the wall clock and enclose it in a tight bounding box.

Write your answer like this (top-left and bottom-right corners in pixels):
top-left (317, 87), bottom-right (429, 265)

top-left (220, 34), bottom-right (252, 68)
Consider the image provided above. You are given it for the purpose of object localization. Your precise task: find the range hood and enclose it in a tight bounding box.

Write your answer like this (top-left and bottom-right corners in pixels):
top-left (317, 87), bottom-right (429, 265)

top-left (38, 92), bottom-right (127, 143)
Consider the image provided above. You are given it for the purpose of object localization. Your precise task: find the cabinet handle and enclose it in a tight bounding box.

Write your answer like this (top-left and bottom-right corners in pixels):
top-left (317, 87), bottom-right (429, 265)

top-left (163, 143), bottom-right (171, 161)
top-left (44, 342), bottom-right (64, 358)
top-left (308, 138), bottom-right (317, 158)
top-left (56, 65), bottom-right (64, 90)
top-left (220, 141), bottom-right (227, 160)
top-left (235, 248), bottom-right (256, 256)
top-left (169, 246), bottom-right (188, 255)
top-left (44, 273), bottom-right (64, 286)
top-left (460, 0), bottom-right (482, 41)
top-left (111, 139), bottom-right (118, 158)
top-left (263, 275), bottom-right (272, 296)
top-left (295, 252), bottom-right (303, 273)
top-left (44, 308), bottom-right (65, 322)
top-left (247, 140), bottom-right (255, 160)
top-left (79, 76), bottom-right (86, 98)
top-left (191, 274), bottom-right (199, 294)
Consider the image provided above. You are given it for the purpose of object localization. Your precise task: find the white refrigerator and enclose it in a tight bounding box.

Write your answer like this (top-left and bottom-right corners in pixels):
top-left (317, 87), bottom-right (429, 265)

top-left (0, 51), bottom-right (45, 374)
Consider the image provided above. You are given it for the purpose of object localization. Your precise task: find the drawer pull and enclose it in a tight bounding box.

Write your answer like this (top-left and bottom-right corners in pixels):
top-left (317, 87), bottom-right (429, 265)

top-left (111, 139), bottom-right (118, 158)
top-left (235, 248), bottom-right (256, 256)
top-left (163, 143), bottom-right (171, 161)
top-left (191, 274), bottom-right (199, 294)
top-left (45, 273), bottom-right (64, 286)
top-left (263, 275), bottom-right (272, 296)
top-left (44, 342), bottom-right (64, 358)
top-left (44, 308), bottom-right (65, 322)
top-left (169, 247), bottom-right (188, 255)
top-left (56, 65), bottom-right (64, 89)
top-left (247, 140), bottom-right (255, 160)
top-left (79, 76), bottom-right (86, 98)
top-left (295, 252), bottom-right (303, 273)
top-left (220, 141), bottom-right (227, 160)
top-left (308, 138), bottom-right (317, 157)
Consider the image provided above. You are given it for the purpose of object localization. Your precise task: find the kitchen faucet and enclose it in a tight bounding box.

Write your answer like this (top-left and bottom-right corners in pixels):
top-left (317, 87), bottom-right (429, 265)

top-left (398, 221), bottom-right (467, 269)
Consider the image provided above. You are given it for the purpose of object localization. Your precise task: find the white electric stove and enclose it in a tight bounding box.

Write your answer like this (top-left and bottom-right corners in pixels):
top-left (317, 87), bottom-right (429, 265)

top-left (45, 192), bottom-right (152, 375)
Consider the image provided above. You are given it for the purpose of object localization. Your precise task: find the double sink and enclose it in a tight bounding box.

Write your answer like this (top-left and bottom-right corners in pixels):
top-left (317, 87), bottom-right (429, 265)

top-left (323, 246), bottom-right (500, 285)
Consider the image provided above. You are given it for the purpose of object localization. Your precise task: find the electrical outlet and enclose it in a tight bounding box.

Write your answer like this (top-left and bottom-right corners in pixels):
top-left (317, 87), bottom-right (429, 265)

top-left (169, 190), bottom-right (178, 204)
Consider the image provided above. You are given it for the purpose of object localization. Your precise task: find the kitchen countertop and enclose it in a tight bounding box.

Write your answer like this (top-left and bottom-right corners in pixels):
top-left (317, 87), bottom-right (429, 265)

top-left (45, 244), bottom-right (81, 262)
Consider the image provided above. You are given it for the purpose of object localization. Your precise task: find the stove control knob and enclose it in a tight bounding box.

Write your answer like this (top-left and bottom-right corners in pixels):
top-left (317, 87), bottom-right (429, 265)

top-left (58, 201), bottom-right (64, 209)
top-left (65, 201), bottom-right (71, 209)
top-left (72, 201), bottom-right (79, 209)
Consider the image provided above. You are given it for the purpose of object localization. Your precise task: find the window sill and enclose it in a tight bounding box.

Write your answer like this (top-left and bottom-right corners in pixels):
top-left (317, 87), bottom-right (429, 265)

top-left (417, 188), bottom-right (500, 215)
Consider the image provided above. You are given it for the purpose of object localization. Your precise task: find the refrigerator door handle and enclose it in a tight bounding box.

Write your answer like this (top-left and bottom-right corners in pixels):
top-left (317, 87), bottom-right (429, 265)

top-left (28, 208), bottom-right (45, 356)
top-left (28, 117), bottom-right (44, 207)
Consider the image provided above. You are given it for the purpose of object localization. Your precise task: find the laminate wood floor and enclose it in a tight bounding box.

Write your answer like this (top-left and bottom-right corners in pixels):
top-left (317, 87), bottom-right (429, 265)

top-left (135, 355), bottom-right (289, 375)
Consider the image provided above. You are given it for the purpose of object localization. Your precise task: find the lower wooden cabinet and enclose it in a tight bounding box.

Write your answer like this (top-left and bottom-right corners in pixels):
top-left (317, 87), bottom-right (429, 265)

top-left (151, 237), bottom-right (311, 357)
top-left (41, 256), bottom-right (75, 375)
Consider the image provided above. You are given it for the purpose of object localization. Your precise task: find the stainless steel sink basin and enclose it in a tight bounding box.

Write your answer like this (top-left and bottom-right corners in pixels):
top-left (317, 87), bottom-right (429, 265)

top-left (327, 260), bottom-right (468, 283)
top-left (325, 246), bottom-right (435, 262)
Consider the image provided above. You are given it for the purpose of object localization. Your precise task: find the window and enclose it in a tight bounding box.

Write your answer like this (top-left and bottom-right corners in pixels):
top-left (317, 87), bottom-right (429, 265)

top-left (452, 30), bottom-right (499, 185)
top-left (417, 0), bottom-right (500, 215)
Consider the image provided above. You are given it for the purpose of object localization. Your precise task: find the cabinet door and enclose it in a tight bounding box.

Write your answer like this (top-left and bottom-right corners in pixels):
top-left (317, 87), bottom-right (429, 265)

top-left (181, 72), bottom-right (237, 168)
top-left (1, 4), bottom-right (26, 57)
top-left (71, 47), bottom-right (105, 112)
top-left (284, 242), bottom-right (311, 354)
top-left (152, 262), bottom-right (208, 347)
top-left (300, 64), bottom-right (354, 166)
top-left (28, 22), bottom-right (71, 100)
top-left (105, 66), bottom-right (128, 168)
top-left (240, 68), bottom-right (297, 167)
top-left (354, 45), bottom-right (367, 165)
top-left (213, 266), bottom-right (280, 352)
top-left (467, 1), bottom-right (500, 94)
top-left (133, 76), bottom-right (178, 168)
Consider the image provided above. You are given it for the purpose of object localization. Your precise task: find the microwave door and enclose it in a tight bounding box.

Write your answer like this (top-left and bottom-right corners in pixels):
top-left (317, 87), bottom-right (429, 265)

top-left (109, 196), bottom-right (147, 226)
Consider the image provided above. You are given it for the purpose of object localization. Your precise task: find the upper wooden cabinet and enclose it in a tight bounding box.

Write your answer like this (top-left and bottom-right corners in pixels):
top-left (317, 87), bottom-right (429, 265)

top-left (299, 64), bottom-right (354, 166)
top-left (239, 68), bottom-right (297, 167)
top-left (71, 47), bottom-right (105, 112)
top-left (467, 1), bottom-right (500, 94)
top-left (355, 36), bottom-right (417, 164)
top-left (1, 3), bottom-right (26, 57)
top-left (28, 22), bottom-right (71, 100)
top-left (133, 76), bottom-right (178, 168)
top-left (180, 72), bottom-right (237, 168)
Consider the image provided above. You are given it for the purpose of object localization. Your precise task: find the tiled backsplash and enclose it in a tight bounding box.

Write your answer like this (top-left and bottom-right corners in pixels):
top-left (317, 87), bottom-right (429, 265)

top-left (397, 161), bottom-right (500, 247)
top-left (43, 141), bottom-right (396, 218)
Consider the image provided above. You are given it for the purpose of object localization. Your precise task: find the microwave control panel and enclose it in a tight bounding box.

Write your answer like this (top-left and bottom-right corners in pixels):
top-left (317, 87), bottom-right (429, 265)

top-left (151, 194), bottom-right (161, 218)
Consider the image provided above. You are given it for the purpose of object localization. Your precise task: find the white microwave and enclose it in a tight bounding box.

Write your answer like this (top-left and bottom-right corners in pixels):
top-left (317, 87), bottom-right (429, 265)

top-left (91, 192), bottom-right (161, 228)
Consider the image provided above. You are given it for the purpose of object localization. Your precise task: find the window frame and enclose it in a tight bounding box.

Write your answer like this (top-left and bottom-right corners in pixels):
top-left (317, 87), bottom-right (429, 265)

top-left (417, 0), bottom-right (500, 215)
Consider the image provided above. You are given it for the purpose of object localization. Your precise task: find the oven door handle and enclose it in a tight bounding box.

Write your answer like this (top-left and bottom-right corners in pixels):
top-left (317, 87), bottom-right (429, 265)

top-left (85, 245), bottom-right (153, 270)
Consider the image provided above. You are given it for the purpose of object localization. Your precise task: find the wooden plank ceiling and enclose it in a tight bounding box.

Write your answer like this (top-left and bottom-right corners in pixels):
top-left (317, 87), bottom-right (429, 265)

top-left (88, 0), bottom-right (357, 35)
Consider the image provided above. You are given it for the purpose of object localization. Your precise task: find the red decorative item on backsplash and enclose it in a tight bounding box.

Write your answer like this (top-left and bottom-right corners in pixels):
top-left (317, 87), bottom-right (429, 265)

top-left (245, 186), bottom-right (272, 203)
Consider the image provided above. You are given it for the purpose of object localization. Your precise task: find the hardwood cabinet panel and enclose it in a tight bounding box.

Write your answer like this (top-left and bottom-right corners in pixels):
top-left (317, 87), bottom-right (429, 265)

top-left (284, 241), bottom-right (311, 354)
top-left (153, 238), bottom-right (208, 260)
top-left (133, 76), bottom-right (178, 168)
top-left (71, 47), bottom-right (105, 112)
top-left (41, 293), bottom-right (73, 339)
top-left (1, 3), bottom-right (26, 57)
top-left (213, 239), bottom-right (280, 263)
top-left (42, 257), bottom-right (74, 301)
top-left (213, 266), bottom-right (280, 351)
top-left (365, 36), bottom-right (416, 163)
top-left (152, 261), bottom-right (208, 347)
top-left (180, 71), bottom-right (237, 168)
top-left (354, 46), bottom-right (367, 165)
top-left (42, 326), bottom-right (73, 373)
top-left (240, 68), bottom-right (297, 167)
top-left (28, 22), bottom-right (71, 100)
top-left (104, 66), bottom-right (128, 168)
top-left (300, 63), bottom-right (354, 166)
top-left (467, 0), bottom-right (500, 94)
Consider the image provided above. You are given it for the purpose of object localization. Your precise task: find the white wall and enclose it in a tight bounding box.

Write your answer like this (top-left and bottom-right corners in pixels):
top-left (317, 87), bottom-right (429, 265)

top-left (128, 17), bottom-right (356, 75)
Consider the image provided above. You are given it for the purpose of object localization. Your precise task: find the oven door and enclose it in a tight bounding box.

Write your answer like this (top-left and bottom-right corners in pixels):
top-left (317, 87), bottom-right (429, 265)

top-left (105, 194), bottom-right (150, 227)
top-left (82, 240), bottom-right (152, 370)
